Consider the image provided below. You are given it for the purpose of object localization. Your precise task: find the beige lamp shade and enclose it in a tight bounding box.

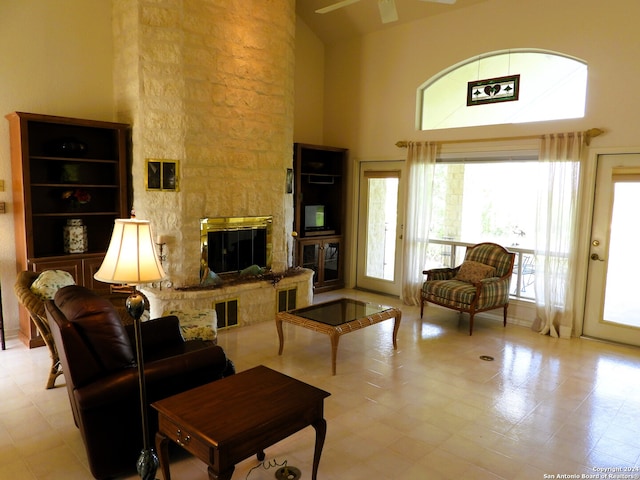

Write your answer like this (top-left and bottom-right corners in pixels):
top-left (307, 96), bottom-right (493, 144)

top-left (94, 218), bottom-right (166, 285)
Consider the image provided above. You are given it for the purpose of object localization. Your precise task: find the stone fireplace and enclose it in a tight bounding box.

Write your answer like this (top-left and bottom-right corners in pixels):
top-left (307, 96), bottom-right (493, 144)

top-left (113, 1), bottom-right (303, 327)
top-left (112, 0), bottom-right (296, 288)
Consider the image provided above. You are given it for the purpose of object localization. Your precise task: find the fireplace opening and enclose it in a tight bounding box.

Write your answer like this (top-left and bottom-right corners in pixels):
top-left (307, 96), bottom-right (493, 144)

top-left (200, 216), bottom-right (272, 276)
top-left (208, 229), bottom-right (266, 272)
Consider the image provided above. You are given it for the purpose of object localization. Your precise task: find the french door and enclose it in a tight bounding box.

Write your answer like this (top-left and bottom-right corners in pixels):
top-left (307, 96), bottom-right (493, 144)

top-left (356, 161), bottom-right (406, 296)
top-left (582, 153), bottom-right (640, 346)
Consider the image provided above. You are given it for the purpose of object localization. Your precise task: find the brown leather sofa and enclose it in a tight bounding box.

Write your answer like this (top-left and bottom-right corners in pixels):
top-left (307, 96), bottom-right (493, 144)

top-left (45, 285), bottom-right (235, 479)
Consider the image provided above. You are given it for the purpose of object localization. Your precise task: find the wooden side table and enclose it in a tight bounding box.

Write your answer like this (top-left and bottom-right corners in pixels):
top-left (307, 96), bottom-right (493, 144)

top-left (152, 365), bottom-right (330, 480)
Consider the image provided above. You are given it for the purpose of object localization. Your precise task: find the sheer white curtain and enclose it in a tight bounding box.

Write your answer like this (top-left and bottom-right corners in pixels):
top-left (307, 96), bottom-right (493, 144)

top-left (532, 132), bottom-right (585, 338)
top-left (401, 141), bottom-right (436, 305)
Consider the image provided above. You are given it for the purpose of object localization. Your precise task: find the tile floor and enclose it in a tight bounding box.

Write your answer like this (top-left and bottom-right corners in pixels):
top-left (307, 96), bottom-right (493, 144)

top-left (1, 289), bottom-right (640, 480)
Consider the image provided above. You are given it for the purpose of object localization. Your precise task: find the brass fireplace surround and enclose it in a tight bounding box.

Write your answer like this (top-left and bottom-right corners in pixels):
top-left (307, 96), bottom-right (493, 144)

top-left (200, 216), bottom-right (273, 275)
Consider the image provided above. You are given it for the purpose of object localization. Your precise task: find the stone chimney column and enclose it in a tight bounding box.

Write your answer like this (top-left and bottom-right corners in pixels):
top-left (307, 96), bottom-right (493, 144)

top-left (113, 0), bottom-right (295, 286)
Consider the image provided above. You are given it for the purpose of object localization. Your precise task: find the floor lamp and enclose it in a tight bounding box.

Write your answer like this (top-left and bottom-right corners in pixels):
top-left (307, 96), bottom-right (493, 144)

top-left (94, 218), bottom-right (166, 480)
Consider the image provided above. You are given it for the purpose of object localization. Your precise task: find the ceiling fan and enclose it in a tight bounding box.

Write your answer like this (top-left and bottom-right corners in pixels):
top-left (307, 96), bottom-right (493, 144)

top-left (316, 0), bottom-right (457, 24)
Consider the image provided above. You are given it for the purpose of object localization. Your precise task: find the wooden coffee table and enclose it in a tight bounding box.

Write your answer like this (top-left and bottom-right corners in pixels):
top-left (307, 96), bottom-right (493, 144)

top-left (276, 298), bottom-right (402, 375)
top-left (152, 365), bottom-right (330, 480)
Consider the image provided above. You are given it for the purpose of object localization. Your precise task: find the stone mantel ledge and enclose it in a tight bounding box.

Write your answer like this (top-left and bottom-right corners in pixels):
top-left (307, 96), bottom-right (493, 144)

top-left (140, 269), bottom-right (314, 327)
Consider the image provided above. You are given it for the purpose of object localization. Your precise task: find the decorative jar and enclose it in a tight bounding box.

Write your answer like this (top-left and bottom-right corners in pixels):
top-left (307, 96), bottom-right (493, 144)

top-left (64, 219), bottom-right (88, 253)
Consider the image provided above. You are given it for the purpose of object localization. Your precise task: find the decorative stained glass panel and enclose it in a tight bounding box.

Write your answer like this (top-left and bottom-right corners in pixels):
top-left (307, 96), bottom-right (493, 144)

top-left (467, 74), bottom-right (520, 106)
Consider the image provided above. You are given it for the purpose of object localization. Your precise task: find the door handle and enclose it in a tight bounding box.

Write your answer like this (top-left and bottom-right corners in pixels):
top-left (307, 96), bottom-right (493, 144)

top-left (590, 253), bottom-right (605, 262)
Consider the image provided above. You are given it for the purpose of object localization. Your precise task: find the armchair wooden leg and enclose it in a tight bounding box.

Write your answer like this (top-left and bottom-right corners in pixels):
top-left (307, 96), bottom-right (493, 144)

top-left (420, 297), bottom-right (424, 318)
top-left (469, 313), bottom-right (474, 336)
top-left (503, 305), bottom-right (508, 327)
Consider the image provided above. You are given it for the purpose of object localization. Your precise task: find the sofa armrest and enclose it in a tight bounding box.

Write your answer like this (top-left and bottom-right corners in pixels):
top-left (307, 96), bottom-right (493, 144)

top-left (144, 344), bottom-right (230, 381)
top-left (74, 368), bottom-right (141, 410)
top-left (75, 345), bottom-right (232, 411)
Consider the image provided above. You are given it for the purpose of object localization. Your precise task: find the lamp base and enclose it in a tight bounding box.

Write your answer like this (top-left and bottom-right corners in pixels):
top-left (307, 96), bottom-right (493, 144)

top-left (136, 448), bottom-right (159, 480)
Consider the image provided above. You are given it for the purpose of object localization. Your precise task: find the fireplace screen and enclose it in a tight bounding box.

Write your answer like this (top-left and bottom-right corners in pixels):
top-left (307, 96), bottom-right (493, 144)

top-left (200, 216), bottom-right (272, 275)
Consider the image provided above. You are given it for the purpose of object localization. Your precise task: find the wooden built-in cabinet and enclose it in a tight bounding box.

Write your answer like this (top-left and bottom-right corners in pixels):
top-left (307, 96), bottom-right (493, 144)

top-left (298, 236), bottom-right (343, 292)
top-left (7, 112), bottom-right (130, 347)
top-left (293, 143), bottom-right (347, 292)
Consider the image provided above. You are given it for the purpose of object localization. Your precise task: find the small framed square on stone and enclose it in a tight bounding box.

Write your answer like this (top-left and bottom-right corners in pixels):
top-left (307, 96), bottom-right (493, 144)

top-left (146, 159), bottom-right (179, 191)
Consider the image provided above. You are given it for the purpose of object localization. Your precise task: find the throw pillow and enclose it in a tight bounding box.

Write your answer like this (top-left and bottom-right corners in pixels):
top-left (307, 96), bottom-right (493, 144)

top-left (455, 261), bottom-right (496, 283)
top-left (30, 269), bottom-right (76, 300)
top-left (164, 308), bottom-right (217, 341)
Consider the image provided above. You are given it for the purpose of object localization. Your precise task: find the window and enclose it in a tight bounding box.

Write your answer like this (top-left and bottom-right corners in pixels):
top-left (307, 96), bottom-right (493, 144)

top-left (430, 158), bottom-right (538, 248)
top-left (427, 155), bottom-right (539, 300)
top-left (418, 49), bottom-right (587, 130)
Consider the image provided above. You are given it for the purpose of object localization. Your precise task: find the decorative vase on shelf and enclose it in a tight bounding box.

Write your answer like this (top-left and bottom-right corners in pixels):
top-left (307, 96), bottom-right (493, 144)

top-left (64, 219), bottom-right (88, 253)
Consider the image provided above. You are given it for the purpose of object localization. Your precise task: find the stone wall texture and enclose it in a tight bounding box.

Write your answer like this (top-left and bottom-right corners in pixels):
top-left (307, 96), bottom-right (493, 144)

top-left (113, 0), bottom-right (296, 286)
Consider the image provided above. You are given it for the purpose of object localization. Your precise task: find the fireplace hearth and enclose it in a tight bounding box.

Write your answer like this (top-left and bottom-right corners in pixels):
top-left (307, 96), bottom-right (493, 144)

top-left (141, 268), bottom-right (314, 328)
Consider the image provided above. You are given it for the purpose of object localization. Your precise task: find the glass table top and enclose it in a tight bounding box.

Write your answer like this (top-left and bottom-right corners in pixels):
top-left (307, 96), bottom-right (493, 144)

top-left (289, 298), bottom-right (394, 327)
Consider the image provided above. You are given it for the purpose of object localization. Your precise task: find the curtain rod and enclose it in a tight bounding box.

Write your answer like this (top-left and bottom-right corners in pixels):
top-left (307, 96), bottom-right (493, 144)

top-left (395, 128), bottom-right (605, 148)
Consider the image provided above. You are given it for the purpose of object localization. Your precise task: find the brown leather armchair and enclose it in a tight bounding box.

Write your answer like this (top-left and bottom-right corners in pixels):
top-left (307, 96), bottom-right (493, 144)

top-left (14, 270), bottom-right (150, 389)
top-left (45, 285), bottom-right (235, 479)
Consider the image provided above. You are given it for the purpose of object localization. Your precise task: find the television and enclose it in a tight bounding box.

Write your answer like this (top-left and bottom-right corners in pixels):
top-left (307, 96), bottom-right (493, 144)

top-left (304, 205), bottom-right (325, 231)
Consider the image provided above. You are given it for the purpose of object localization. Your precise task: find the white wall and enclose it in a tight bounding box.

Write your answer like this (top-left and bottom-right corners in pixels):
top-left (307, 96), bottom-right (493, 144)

top-left (0, 1), bottom-right (115, 337)
top-left (294, 17), bottom-right (325, 145)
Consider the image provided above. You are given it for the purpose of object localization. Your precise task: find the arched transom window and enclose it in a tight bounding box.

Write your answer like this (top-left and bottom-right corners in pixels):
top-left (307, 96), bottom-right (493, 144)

top-left (418, 49), bottom-right (587, 130)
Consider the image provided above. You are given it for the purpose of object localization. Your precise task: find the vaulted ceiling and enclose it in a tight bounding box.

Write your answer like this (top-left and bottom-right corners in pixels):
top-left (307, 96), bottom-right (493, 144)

top-left (296, 0), bottom-right (490, 45)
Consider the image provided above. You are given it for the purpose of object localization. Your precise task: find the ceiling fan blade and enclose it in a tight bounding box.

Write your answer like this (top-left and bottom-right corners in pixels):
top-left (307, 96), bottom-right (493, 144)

top-left (419, 0), bottom-right (457, 4)
top-left (315, 0), bottom-right (362, 14)
top-left (378, 0), bottom-right (398, 24)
